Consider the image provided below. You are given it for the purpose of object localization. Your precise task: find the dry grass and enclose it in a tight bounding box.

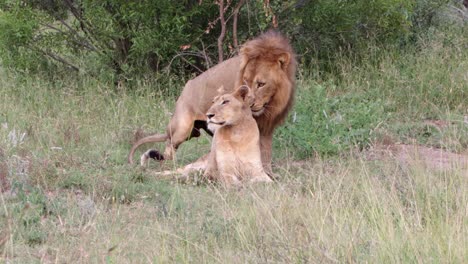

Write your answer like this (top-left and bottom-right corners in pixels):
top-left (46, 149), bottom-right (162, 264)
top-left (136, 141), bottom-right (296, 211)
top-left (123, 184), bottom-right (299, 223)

top-left (1, 155), bottom-right (466, 263)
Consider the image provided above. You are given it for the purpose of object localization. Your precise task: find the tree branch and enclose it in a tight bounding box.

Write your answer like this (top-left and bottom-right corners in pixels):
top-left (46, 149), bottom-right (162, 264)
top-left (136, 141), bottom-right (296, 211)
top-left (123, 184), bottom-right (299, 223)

top-left (32, 47), bottom-right (80, 72)
top-left (167, 51), bottom-right (210, 73)
top-left (63, 0), bottom-right (112, 52)
top-left (232, 0), bottom-right (246, 51)
top-left (39, 23), bottom-right (97, 51)
top-left (58, 18), bottom-right (98, 51)
top-left (217, 0), bottom-right (227, 63)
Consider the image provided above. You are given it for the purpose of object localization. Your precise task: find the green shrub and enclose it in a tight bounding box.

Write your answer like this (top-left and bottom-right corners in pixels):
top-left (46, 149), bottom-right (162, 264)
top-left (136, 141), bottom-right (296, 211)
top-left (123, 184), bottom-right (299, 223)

top-left (0, 0), bottom-right (218, 80)
top-left (287, 0), bottom-right (414, 62)
top-left (0, 6), bottom-right (45, 72)
top-left (0, 0), bottom-right (456, 81)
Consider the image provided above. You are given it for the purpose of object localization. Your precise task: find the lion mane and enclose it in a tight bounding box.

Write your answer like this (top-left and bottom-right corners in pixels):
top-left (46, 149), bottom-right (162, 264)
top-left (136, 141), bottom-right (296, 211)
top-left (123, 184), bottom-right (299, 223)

top-left (237, 30), bottom-right (297, 134)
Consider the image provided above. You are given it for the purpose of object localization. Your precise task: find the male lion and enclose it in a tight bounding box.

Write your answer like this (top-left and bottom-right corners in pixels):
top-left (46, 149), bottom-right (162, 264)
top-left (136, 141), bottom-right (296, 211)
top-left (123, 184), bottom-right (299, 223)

top-left (156, 85), bottom-right (272, 186)
top-left (128, 31), bottom-right (296, 175)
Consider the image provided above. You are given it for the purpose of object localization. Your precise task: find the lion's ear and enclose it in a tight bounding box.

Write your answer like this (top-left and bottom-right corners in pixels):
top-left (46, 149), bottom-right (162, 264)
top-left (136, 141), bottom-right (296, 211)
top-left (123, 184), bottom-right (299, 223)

top-left (240, 46), bottom-right (250, 59)
top-left (278, 53), bottom-right (290, 69)
top-left (238, 46), bottom-right (250, 75)
top-left (217, 85), bottom-right (226, 95)
top-left (238, 54), bottom-right (249, 73)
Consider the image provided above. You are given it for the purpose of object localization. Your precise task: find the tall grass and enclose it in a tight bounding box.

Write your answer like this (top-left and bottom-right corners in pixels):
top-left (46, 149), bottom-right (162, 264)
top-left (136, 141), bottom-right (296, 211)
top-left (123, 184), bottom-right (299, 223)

top-left (1, 157), bottom-right (466, 262)
top-left (1, 25), bottom-right (467, 262)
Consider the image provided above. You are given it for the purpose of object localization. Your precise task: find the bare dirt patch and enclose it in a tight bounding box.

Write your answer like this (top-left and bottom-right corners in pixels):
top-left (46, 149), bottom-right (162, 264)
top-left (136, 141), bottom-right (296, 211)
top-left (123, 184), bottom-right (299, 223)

top-left (0, 161), bottom-right (9, 192)
top-left (0, 147), bottom-right (10, 192)
top-left (367, 143), bottom-right (468, 173)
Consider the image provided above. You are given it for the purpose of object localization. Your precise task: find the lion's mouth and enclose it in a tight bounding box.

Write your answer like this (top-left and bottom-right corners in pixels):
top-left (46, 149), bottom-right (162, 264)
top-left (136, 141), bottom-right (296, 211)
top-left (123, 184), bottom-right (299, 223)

top-left (251, 109), bottom-right (264, 116)
top-left (251, 103), bottom-right (267, 116)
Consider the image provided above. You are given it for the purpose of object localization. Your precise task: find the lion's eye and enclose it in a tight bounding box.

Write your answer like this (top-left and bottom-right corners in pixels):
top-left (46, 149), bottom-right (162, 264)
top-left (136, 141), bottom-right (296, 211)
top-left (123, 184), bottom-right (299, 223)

top-left (221, 100), bottom-right (229, 105)
top-left (257, 82), bottom-right (265, 88)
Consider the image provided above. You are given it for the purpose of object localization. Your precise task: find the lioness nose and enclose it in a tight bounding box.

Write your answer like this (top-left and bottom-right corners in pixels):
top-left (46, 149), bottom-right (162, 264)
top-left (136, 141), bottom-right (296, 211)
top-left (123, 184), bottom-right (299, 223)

top-left (206, 113), bottom-right (215, 119)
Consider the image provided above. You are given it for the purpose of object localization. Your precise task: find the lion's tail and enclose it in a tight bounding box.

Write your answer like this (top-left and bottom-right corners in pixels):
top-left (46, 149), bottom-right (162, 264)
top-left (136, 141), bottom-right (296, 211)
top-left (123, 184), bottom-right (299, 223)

top-left (128, 134), bottom-right (168, 164)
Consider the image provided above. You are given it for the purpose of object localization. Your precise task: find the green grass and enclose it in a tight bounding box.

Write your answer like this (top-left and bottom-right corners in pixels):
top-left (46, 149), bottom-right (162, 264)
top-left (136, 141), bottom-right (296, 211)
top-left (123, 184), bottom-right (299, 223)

top-left (0, 25), bottom-right (467, 262)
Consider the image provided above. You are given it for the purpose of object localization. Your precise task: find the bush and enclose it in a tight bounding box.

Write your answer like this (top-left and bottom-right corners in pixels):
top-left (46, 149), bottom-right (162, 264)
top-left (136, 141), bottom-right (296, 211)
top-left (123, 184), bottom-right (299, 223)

top-left (278, 0), bottom-right (452, 70)
top-left (0, 6), bottom-right (45, 72)
top-left (0, 0), bottom-right (457, 82)
top-left (284, 0), bottom-right (413, 61)
top-left (0, 0), bottom-right (218, 80)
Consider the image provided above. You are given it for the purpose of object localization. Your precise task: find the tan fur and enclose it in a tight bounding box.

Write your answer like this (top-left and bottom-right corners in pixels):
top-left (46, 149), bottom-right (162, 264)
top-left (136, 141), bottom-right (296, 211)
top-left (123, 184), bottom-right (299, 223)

top-left (129, 31), bottom-right (296, 175)
top-left (156, 86), bottom-right (272, 187)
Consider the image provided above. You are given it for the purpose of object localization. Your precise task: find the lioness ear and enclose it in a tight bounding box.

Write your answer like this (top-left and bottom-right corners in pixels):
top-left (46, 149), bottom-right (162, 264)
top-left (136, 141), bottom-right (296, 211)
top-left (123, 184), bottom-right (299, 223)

top-left (278, 53), bottom-right (290, 69)
top-left (217, 85), bottom-right (226, 95)
top-left (235, 85), bottom-right (249, 101)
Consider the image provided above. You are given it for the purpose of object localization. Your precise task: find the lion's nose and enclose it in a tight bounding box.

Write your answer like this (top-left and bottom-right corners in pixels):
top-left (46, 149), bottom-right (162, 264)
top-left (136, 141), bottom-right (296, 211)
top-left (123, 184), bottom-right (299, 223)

top-left (206, 113), bottom-right (215, 119)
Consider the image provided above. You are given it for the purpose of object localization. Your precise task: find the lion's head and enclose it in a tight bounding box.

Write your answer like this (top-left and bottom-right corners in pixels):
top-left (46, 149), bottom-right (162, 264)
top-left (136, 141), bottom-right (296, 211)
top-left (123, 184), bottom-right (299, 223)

top-left (236, 31), bottom-right (296, 134)
top-left (206, 85), bottom-right (252, 133)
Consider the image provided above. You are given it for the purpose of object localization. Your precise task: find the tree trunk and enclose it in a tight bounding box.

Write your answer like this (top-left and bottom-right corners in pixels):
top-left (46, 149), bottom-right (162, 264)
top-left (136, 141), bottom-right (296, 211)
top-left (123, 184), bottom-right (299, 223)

top-left (232, 0), bottom-right (246, 51)
top-left (217, 0), bottom-right (226, 63)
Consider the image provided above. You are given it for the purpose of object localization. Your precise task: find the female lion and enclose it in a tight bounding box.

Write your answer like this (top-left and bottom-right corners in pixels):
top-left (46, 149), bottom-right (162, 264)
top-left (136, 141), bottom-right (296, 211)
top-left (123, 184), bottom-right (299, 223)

top-left (153, 85), bottom-right (272, 187)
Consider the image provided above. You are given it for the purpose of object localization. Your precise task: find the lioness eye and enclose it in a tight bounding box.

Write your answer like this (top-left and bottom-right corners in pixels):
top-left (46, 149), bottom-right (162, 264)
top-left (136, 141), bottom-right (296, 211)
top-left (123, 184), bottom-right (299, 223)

top-left (221, 100), bottom-right (229, 105)
top-left (257, 82), bottom-right (265, 88)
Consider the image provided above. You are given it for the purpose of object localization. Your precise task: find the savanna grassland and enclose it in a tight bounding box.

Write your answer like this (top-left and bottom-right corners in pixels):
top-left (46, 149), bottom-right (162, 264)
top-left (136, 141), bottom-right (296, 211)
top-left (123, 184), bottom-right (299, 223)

top-left (1, 24), bottom-right (467, 263)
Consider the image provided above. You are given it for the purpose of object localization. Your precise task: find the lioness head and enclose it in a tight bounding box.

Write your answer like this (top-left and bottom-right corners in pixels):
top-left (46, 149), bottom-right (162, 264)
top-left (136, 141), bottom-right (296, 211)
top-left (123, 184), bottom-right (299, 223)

top-left (206, 86), bottom-right (251, 133)
top-left (237, 31), bottom-right (296, 120)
